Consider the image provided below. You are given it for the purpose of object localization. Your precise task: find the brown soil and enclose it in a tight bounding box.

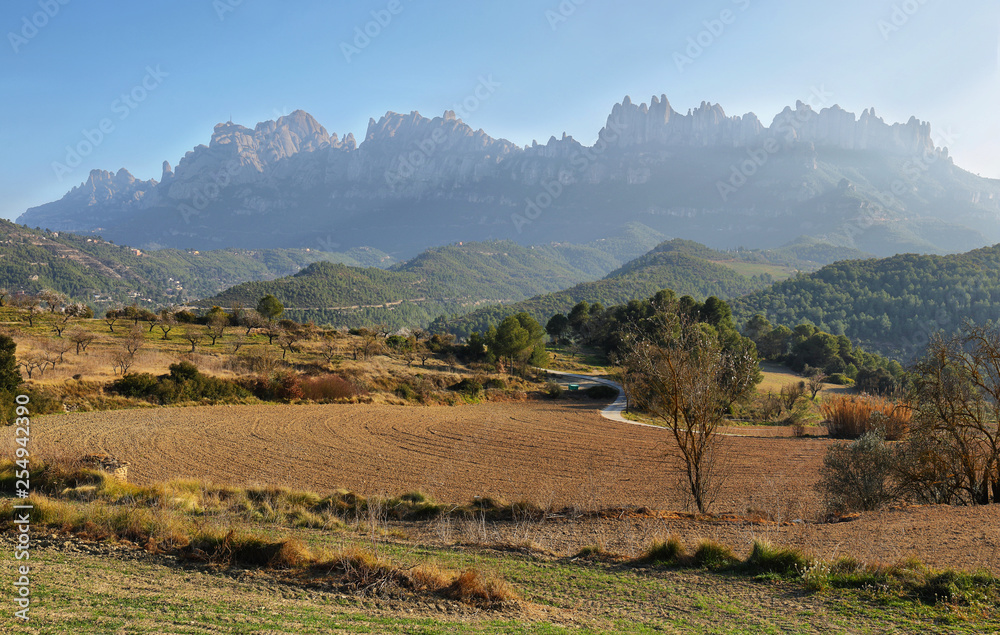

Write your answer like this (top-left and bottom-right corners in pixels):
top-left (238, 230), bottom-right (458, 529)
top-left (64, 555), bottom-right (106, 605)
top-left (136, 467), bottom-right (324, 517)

top-left (17, 401), bottom-right (827, 514)
top-left (403, 504), bottom-right (1000, 574)
top-left (11, 400), bottom-right (1000, 573)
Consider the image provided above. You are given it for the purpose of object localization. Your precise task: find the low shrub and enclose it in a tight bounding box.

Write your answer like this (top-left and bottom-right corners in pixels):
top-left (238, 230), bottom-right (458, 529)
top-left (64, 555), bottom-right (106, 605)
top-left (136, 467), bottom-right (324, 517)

top-left (645, 537), bottom-right (684, 565)
top-left (109, 373), bottom-right (159, 398)
top-left (483, 378), bottom-right (506, 391)
top-left (826, 373), bottom-right (854, 386)
top-left (743, 541), bottom-right (811, 577)
top-left (242, 372), bottom-right (303, 401)
top-left (110, 363), bottom-right (248, 405)
top-left (693, 540), bottom-right (739, 569)
top-left (544, 381), bottom-right (563, 399)
top-left (574, 545), bottom-right (604, 559)
top-left (584, 385), bottom-right (618, 400)
top-left (818, 431), bottom-right (899, 514)
top-left (18, 385), bottom-right (62, 415)
top-left (449, 378), bottom-right (483, 396)
top-left (395, 383), bottom-right (417, 401)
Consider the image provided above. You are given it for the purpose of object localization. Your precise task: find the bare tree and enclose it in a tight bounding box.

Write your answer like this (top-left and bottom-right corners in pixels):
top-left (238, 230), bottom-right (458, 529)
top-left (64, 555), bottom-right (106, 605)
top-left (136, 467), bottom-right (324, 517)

top-left (44, 338), bottom-right (73, 366)
top-left (276, 324), bottom-right (310, 359)
top-left (318, 332), bottom-right (341, 364)
top-left (110, 326), bottom-right (145, 375)
top-left (123, 304), bottom-right (142, 325)
top-left (417, 343), bottom-right (434, 367)
top-left (12, 294), bottom-right (43, 327)
top-left (909, 325), bottom-right (1000, 505)
top-left (17, 353), bottom-right (50, 379)
top-left (264, 323), bottom-right (281, 345)
top-left (229, 332), bottom-right (247, 354)
top-left (157, 310), bottom-right (176, 340)
top-left (402, 339), bottom-right (418, 367)
top-left (111, 349), bottom-right (136, 376)
top-left (181, 327), bottom-right (204, 353)
top-left (206, 313), bottom-right (228, 345)
top-left (51, 320), bottom-right (68, 338)
top-left (68, 329), bottom-right (97, 354)
top-left (229, 300), bottom-right (245, 325)
top-left (360, 328), bottom-right (381, 360)
top-left (104, 308), bottom-right (122, 333)
top-left (124, 325), bottom-right (145, 358)
top-left (619, 305), bottom-right (758, 514)
top-left (807, 373), bottom-right (826, 399)
top-left (780, 381), bottom-right (806, 410)
top-left (242, 310), bottom-right (266, 336)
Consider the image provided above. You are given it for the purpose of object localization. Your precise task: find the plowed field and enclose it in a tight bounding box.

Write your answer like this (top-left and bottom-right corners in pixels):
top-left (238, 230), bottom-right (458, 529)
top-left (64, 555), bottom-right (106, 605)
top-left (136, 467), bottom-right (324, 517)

top-left (15, 401), bottom-right (828, 513)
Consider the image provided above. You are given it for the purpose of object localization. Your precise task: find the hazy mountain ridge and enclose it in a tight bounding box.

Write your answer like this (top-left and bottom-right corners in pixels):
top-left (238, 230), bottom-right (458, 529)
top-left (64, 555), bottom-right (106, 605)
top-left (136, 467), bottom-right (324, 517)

top-left (19, 96), bottom-right (1000, 257)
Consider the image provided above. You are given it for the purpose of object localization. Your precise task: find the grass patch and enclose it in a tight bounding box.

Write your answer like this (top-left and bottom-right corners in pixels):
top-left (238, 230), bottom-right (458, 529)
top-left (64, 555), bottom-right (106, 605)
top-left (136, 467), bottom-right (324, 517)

top-left (643, 536), bottom-right (685, 565)
top-left (743, 541), bottom-right (812, 578)
top-left (692, 539), bottom-right (740, 570)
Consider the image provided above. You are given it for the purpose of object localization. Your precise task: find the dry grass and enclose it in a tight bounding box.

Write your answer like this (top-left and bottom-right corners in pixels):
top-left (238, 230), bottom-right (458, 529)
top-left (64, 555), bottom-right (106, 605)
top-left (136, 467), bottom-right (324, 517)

top-left (444, 569), bottom-right (519, 605)
top-left (821, 394), bottom-right (911, 440)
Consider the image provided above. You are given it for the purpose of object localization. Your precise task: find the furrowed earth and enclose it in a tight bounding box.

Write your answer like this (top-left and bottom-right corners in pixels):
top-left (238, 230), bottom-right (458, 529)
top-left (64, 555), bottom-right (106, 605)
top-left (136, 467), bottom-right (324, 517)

top-left (9, 400), bottom-right (1000, 574)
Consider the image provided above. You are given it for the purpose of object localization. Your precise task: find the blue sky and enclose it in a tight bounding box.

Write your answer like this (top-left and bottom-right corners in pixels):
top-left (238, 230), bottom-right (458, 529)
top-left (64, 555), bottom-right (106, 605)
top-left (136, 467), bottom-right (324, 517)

top-left (2, 0), bottom-right (998, 221)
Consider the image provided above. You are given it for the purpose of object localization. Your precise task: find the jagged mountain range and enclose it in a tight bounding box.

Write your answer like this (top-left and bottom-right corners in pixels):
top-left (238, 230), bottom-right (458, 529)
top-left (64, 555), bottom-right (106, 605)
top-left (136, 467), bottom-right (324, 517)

top-left (19, 95), bottom-right (1000, 257)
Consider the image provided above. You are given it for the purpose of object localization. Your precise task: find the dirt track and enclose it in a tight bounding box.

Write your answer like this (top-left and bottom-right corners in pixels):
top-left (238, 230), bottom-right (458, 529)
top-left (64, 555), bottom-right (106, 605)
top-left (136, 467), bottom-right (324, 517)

top-left (16, 401), bottom-right (829, 514)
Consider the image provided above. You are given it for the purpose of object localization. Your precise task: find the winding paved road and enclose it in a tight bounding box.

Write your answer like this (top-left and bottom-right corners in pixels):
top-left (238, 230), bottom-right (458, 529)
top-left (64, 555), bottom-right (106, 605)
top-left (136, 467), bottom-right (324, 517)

top-left (540, 369), bottom-right (661, 427)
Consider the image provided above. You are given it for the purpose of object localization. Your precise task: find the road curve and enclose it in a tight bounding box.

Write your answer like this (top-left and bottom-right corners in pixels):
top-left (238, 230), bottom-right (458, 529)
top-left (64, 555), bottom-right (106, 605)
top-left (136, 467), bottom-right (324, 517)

top-left (541, 369), bottom-right (662, 429)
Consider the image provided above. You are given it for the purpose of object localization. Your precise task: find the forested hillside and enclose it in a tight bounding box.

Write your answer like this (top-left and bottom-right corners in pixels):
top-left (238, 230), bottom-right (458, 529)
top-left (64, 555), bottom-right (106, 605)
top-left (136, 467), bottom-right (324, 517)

top-left (202, 240), bottom-right (642, 329)
top-left (732, 244), bottom-right (1000, 359)
top-left (0, 219), bottom-right (384, 307)
top-left (445, 246), bottom-right (774, 338)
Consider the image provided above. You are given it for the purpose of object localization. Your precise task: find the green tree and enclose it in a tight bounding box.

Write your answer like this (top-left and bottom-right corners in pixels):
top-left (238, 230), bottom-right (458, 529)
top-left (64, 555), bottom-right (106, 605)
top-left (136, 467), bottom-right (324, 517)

top-left (256, 295), bottom-right (284, 322)
top-left (0, 334), bottom-right (20, 393)
top-left (744, 314), bottom-right (772, 342)
top-left (545, 313), bottom-right (570, 343)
